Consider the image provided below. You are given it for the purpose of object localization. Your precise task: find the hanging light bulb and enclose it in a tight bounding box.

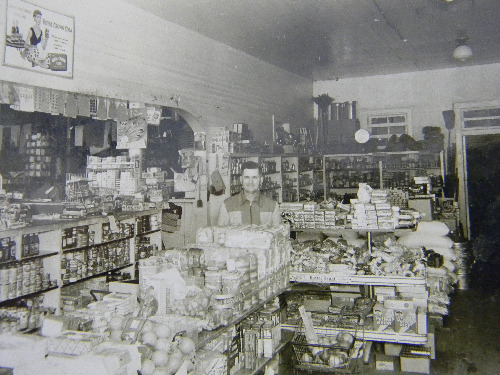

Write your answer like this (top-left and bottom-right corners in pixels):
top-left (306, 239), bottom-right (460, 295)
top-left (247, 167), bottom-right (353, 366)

top-left (453, 37), bottom-right (473, 62)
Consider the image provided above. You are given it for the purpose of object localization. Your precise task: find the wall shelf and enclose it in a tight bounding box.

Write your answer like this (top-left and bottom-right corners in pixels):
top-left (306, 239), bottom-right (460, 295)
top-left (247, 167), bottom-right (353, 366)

top-left (0, 285), bottom-right (59, 306)
top-left (0, 209), bottom-right (162, 313)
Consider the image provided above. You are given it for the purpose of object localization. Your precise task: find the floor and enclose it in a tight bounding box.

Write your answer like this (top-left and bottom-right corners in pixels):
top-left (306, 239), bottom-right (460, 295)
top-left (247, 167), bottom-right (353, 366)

top-left (279, 270), bottom-right (500, 375)
top-left (430, 287), bottom-right (500, 375)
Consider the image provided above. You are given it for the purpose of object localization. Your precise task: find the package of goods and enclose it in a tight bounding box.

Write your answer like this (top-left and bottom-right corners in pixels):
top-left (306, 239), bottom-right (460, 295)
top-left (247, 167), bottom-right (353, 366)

top-left (14, 353), bottom-right (85, 375)
top-left (138, 257), bottom-right (163, 289)
top-left (92, 347), bottom-right (132, 374)
top-left (0, 333), bottom-right (48, 368)
top-left (87, 298), bottom-right (133, 317)
top-left (41, 315), bottom-right (73, 337)
top-left (41, 315), bottom-right (92, 337)
top-left (223, 227), bottom-right (275, 249)
top-left (149, 267), bottom-right (188, 315)
top-left (195, 350), bottom-right (228, 375)
top-left (373, 286), bottom-right (396, 301)
top-left (375, 354), bottom-right (396, 371)
top-left (303, 294), bottom-right (332, 312)
top-left (408, 199), bottom-right (433, 221)
top-left (330, 294), bottom-right (357, 310)
top-left (102, 292), bottom-right (137, 315)
top-left (303, 203), bottom-right (316, 212)
top-left (394, 307), bottom-right (418, 333)
top-left (400, 345), bottom-right (431, 374)
top-left (47, 331), bottom-right (105, 356)
top-left (373, 303), bottom-right (395, 331)
top-left (280, 202), bottom-right (305, 211)
top-left (384, 297), bottom-right (414, 310)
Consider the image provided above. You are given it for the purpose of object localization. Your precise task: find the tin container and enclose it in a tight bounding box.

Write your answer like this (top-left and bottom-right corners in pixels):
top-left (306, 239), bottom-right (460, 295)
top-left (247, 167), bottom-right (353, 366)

top-left (222, 272), bottom-right (242, 295)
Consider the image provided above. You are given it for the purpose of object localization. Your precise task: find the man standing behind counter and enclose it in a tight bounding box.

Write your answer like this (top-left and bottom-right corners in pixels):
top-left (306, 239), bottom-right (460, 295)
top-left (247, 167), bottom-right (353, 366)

top-left (217, 161), bottom-right (281, 227)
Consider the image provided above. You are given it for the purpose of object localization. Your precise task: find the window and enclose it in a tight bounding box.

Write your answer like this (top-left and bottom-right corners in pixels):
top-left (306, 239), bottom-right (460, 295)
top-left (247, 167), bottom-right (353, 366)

top-left (367, 109), bottom-right (412, 140)
top-left (463, 106), bottom-right (500, 129)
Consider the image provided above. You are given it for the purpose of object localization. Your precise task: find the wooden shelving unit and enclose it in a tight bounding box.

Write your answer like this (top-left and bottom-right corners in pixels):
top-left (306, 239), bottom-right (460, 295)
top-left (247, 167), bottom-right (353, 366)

top-left (0, 209), bottom-right (162, 311)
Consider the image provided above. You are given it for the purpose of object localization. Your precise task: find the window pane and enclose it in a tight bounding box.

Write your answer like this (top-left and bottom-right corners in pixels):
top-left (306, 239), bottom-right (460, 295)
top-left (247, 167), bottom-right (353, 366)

top-left (370, 117), bottom-right (388, 124)
top-left (464, 108), bottom-right (500, 118)
top-left (389, 126), bottom-right (407, 134)
top-left (464, 118), bottom-right (500, 128)
top-left (372, 127), bottom-right (388, 136)
top-left (388, 116), bottom-right (406, 123)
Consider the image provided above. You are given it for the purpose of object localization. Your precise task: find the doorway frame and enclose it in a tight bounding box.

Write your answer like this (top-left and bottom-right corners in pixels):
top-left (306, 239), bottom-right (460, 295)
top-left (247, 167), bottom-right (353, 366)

top-left (454, 99), bottom-right (500, 239)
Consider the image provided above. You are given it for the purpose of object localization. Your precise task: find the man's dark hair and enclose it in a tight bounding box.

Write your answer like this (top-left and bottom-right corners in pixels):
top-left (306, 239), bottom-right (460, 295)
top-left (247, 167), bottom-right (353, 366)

top-left (241, 160), bottom-right (261, 174)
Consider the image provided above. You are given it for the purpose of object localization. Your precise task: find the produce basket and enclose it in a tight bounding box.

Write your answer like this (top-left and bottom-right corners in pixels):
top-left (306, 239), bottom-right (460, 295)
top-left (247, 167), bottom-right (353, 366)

top-left (292, 333), bottom-right (362, 373)
top-left (291, 313), bottom-right (363, 373)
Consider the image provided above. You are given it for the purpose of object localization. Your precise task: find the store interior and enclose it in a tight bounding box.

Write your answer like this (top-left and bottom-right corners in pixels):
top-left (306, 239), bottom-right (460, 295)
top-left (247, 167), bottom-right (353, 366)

top-left (1, 0), bottom-right (500, 374)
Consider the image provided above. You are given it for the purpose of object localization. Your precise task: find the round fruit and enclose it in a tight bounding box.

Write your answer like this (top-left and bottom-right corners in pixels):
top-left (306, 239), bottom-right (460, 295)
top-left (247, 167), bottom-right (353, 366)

top-left (142, 319), bottom-right (156, 333)
top-left (155, 324), bottom-right (171, 339)
top-left (301, 352), bottom-right (312, 363)
top-left (141, 359), bottom-right (155, 375)
top-left (164, 352), bottom-right (183, 375)
top-left (155, 338), bottom-right (171, 352)
top-left (152, 350), bottom-right (169, 367)
top-left (336, 332), bottom-right (354, 348)
top-left (177, 336), bottom-right (195, 355)
top-left (328, 350), bottom-right (347, 368)
top-left (142, 331), bottom-right (158, 346)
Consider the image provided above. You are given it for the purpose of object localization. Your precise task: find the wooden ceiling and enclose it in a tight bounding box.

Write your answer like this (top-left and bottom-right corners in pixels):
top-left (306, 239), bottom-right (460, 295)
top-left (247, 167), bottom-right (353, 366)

top-left (122, 0), bottom-right (500, 80)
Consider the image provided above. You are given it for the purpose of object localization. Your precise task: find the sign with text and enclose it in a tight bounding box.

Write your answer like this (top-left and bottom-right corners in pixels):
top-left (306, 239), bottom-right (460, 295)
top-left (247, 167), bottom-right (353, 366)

top-left (4, 0), bottom-right (74, 78)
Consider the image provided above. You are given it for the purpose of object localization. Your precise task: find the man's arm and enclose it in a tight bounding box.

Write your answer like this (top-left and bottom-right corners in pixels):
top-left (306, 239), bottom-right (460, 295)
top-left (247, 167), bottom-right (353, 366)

top-left (217, 201), bottom-right (230, 226)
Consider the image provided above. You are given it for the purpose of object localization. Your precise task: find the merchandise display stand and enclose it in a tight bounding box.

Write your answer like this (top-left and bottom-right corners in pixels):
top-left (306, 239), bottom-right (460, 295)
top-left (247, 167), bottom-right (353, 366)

top-left (0, 209), bottom-right (162, 311)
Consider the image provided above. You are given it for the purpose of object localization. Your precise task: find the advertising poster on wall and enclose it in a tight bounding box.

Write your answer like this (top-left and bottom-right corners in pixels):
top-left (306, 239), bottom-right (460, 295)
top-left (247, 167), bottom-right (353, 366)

top-left (4, 0), bottom-right (74, 78)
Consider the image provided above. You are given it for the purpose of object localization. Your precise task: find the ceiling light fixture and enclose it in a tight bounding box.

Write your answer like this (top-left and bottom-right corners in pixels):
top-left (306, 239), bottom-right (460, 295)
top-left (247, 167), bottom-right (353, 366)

top-left (453, 37), bottom-right (473, 62)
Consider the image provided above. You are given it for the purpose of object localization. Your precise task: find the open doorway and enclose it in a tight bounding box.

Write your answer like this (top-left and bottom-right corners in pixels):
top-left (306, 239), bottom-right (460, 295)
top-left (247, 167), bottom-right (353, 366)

top-left (465, 134), bottom-right (500, 291)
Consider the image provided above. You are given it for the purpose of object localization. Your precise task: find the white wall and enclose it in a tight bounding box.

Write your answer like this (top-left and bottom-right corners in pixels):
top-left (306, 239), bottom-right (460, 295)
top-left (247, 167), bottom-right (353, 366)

top-left (0, 0), bottom-right (312, 140)
top-left (314, 63), bottom-right (500, 142)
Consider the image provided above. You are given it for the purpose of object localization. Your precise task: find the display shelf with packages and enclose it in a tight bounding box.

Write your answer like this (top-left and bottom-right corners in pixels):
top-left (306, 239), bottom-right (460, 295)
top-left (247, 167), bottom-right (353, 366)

top-left (0, 209), bottom-right (161, 312)
top-left (284, 270), bottom-right (429, 347)
top-left (324, 151), bottom-right (444, 201)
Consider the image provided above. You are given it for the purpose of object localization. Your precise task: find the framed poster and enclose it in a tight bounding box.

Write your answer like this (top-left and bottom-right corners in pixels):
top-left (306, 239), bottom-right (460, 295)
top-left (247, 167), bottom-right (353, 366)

top-left (4, 0), bottom-right (75, 78)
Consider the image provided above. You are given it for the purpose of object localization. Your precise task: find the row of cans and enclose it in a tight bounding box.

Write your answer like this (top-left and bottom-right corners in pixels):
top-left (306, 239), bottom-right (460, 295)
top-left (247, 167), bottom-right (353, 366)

top-left (102, 222), bottom-right (134, 242)
top-left (0, 259), bottom-right (52, 301)
top-left (62, 225), bottom-right (93, 250)
top-left (0, 236), bottom-right (16, 262)
top-left (61, 241), bottom-right (130, 284)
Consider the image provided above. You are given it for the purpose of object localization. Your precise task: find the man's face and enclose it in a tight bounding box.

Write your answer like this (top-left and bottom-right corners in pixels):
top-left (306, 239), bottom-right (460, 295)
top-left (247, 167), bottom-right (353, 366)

top-left (242, 168), bottom-right (262, 194)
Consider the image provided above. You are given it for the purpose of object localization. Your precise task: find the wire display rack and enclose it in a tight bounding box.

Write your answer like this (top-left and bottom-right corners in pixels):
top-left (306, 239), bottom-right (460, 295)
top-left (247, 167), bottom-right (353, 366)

top-left (291, 313), bottom-right (364, 373)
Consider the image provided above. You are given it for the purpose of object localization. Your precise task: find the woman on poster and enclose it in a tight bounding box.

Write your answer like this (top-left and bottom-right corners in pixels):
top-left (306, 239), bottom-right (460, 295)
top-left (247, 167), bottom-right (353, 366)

top-left (21, 9), bottom-right (49, 68)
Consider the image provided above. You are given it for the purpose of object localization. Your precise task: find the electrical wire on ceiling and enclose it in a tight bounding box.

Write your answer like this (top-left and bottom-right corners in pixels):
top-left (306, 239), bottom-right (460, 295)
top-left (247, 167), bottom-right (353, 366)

top-left (372, 0), bottom-right (407, 44)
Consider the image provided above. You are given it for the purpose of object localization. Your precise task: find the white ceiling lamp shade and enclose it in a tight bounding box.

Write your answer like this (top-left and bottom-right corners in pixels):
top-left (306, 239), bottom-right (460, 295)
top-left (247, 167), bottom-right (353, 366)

top-left (453, 37), bottom-right (473, 62)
